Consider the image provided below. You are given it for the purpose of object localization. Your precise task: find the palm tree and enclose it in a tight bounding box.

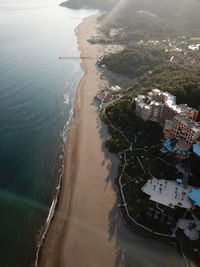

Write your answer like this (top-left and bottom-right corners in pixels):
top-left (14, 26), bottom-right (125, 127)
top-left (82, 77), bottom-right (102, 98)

top-left (177, 202), bottom-right (182, 208)
top-left (189, 222), bottom-right (197, 230)
top-left (168, 203), bottom-right (173, 208)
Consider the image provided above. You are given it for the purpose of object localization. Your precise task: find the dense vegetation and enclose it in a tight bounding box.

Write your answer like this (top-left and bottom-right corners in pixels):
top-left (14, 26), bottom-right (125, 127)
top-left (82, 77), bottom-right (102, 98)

top-left (102, 45), bottom-right (167, 76)
top-left (135, 64), bottom-right (200, 108)
top-left (121, 15), bottom-right (175, 42)
top-left (60, 0), bottom-right (120, 10)
top-left (101, 0), bottom-right (200, 38)
top-left (104, 98), bottom-right (163, 152)
top-left (102, 97), bottom-right (200, 266)
top-left (100, 12), bottom-right (176, 42)
top-left (102, 46), bottom-right (200, 108)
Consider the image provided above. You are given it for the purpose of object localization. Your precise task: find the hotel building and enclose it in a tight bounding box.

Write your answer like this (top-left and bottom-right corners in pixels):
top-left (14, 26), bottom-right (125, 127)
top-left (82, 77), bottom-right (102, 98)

top-left (170, 115), bottom-right (200, 144)
top-left (135, 89), bottom-right (198, 125)
top-left (135, 89), bottom-right (200, 144)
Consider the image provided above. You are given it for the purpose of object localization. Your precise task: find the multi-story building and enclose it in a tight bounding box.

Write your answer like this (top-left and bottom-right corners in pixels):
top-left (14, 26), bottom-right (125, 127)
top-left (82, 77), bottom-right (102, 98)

top-left (163, 120), bottom-right (174, 139)
top-left (135, 89), bottom-right (199, 126)
top-left (170, 115), bottom-right (200, 144)
top-left (135, 95), bottom-right (164, 122)
top-left (147, 89), bottom-right (176, 104)
top-left (148, 101), bottom-right (164, 122)
top-left (159, 103), bottom-right (196, 125)
top-left (135, 101), bottom-right (151, 121)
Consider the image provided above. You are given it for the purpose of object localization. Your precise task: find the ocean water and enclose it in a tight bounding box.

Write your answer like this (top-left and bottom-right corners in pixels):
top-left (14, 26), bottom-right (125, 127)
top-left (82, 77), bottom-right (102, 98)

top-left (0, 1), bottom-right (96, 266)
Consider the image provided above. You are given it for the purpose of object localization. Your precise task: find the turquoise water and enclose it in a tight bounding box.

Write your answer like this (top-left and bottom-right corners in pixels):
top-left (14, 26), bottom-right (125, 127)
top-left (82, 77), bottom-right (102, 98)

top-left (0, 1), bottom-right (95, 266)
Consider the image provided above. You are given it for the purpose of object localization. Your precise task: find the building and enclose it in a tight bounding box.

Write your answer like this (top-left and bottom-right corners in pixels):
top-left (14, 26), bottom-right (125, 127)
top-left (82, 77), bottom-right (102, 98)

top-left (135, 96), bottom-right (164, 122)
top-left (135, 89), bottom-right (199, 126)
top-left (96, 90), bottom-right (112, 102)
top-left (148, 101), bottom-right (164, 122)
top-left (109, 85), bottom-right (121, 93)
top-left (193, 144), bottom-right (200, 157)
top-left (163, 120), bottom-right (174, 139)
top-left (188, 44), bottom-right (200, 51)
top-left (135, 101), bottom-right (149, 121)
top-left (170, 115), bottom-right (200, 144)
top-left (175, 141), bottom-right (192, 161)
top-left (147, 89), bottom-right (176, 104)
top-left (189, 188), bottom-right (200, 207)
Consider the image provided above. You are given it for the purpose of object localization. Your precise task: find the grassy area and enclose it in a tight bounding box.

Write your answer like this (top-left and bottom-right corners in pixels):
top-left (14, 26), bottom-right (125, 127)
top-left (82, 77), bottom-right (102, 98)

top-left (115, 181), bottom-right (178, 245)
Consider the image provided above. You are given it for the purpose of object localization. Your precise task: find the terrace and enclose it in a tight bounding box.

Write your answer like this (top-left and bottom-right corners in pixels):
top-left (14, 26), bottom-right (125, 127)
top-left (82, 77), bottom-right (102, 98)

top-left (142, 177), bottom-right (196, 209)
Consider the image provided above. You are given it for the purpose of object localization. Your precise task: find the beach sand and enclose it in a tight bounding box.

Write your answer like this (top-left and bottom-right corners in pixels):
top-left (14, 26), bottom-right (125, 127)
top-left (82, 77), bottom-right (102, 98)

top-left (39, 15), bottom-right (185, 267)
top-left (39, 14), bottom-right (119, 267)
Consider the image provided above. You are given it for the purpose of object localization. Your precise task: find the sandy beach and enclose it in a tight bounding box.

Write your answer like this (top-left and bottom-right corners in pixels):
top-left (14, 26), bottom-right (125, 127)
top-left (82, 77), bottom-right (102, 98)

top-left (39, 14), bottom-right (186, 267)
top-left (39, 14), bottom-right (119, 267)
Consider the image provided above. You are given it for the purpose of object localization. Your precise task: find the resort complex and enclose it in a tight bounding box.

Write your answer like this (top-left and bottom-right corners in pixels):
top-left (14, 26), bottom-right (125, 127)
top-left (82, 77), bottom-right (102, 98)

top-left (97, 79), bottom-right (200, 261)
top-left (132, 89), bottom-right (200, 237)
top-left (135, 89), bottom-right (200, 149)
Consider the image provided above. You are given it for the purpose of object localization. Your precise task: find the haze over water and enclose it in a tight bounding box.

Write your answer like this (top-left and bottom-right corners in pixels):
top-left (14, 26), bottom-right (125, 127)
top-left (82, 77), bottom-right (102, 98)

top-left (0, 1), bottom-right (95, 266)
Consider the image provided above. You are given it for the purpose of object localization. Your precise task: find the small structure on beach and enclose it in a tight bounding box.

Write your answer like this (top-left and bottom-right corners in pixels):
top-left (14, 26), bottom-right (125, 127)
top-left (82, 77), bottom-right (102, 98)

top-left (96, 90), bottom-right (112, 103)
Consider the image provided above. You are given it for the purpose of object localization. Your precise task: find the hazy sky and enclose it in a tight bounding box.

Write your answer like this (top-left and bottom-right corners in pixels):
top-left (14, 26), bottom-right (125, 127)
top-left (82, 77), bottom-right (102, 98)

top-left (0, 0), bottom-right (62, 8)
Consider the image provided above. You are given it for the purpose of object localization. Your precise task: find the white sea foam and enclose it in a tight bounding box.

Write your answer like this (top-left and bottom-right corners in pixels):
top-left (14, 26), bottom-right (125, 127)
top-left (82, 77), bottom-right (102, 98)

top-left (34, 105), bottom-right (74, 267)
top-left (63, 93), bottom-right (70, 105)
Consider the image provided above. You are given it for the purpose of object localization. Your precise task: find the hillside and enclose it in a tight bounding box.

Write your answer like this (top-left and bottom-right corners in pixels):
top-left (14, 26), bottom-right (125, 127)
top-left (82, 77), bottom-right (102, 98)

top-left (101, 45), bottom-right (167, 76)
top-left (101, 0), bottom-right (200, 40)
top-left (60, 0), bottom-right (120, 10)
top-left (135, 64), bottom-right (200, 108)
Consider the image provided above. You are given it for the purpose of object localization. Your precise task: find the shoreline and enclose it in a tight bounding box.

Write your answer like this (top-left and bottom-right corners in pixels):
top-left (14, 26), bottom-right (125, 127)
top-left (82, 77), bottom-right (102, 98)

top-left (39, 13), bottom-right (186, 267)
top-left (39, 13), bottom-right (111, 267)
top-left (34, 106), bottom-right (74, 267)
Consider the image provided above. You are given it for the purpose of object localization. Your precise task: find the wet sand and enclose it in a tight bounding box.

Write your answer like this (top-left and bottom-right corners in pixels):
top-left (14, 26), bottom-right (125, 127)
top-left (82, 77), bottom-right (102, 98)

top-left (39, 15), bottom-right (186, 267)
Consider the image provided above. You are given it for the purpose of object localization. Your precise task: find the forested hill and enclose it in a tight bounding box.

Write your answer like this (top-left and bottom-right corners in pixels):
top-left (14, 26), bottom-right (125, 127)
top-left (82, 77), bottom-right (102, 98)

top-left (102, 0), bottom-right (200, 35)
top-left (60, 0), bottom-right (120, 10)
top-left (102, 45), bottom-right (167, 76)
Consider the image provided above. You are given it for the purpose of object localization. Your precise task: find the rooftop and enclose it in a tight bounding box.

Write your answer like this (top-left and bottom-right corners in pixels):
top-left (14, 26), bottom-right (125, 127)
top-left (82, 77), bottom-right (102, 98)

top-left (137, 102), bottom-right (146, 108)
top-left (189, 188), bottom-right (200, 207)
top-left (193, 144), bottom-right (200, 156)
top-left (177, 219), bottom-right (200, 240)
top-left (110, 85), bottom-right (121, 92)
top-left (165, 101), bottom-right (188, 114)
top-left (161, 139), bottom-right (192, 155)
top-left (176, 141), bottom-right (191, 152)
top-left (142, 177), bottom-right (194, 209)
top-left (162, 92), bottom-right (176, 103)
top-left (150, 101), bottom-right (164, 107)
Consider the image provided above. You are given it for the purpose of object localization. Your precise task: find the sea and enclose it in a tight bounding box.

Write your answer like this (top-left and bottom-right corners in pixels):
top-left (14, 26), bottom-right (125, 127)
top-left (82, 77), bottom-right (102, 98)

top-left (0, 1), bottom-right (96, 266)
